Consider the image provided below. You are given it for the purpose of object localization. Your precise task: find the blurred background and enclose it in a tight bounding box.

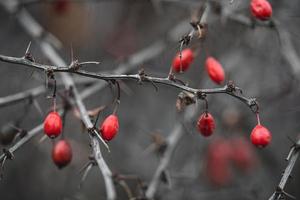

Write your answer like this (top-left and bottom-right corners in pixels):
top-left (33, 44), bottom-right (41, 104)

top-left (0, 0), bottom-right (300, 199)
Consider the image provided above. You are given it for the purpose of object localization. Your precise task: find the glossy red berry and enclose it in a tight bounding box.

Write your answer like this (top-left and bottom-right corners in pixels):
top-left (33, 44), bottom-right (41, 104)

top-left (53, 0), bottom-right (70, 14)
top-left (250, 0), bottom-right (272, 21)
top-left (231, 137), bottom-right (256, 172)
top-left (44, 112), bottom-right (63, 138)
top-left (52, 140), bottom-right (72, 169)
top-left (205, 57), bottom-right (225, 85)
top-left (172, 48), bottom-right (194, 73)
top-left (197, 112), bottom-right (215, 137)
top-left (100, 114), bottom-right (119, 141)
top-left (250, 124), bottom-right (271, 147)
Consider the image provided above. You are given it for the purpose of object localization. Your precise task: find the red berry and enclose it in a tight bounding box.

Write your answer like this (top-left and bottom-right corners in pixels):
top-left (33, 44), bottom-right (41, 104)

top-left (250, 0), bottom-right (272, 21)
top-left (100, 114), bottom-right (119, 141)
top-left (250, 124), bottom-right (271, 147)
top-left (206, 139), bottom-right (232, 186)
top-left (172, 48), bottom-right (194, 73)
top-left (44, 112), bottom-right (63, 138)
top-left (53, 0), bottom-right (70, 14)
top-left (197, 112), bottom-right (215, 137)
top-left (52, 140), bottom-right (72, 169)
top-left (205, 57), bottom-right (225, 85)
top-left (231, 137), bottom-right (256, 172)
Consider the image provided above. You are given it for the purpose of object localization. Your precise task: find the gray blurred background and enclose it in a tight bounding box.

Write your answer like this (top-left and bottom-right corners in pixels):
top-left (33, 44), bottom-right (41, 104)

top-left (0, 0), bottom-right (300, 199)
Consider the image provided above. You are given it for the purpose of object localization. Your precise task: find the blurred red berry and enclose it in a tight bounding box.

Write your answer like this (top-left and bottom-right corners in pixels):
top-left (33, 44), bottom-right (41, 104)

top-left (52, 140), bottom-right (72, 169)
top-left (250, 124), bottom-right (271, 147)
top-left (205, 56), bottom-right (225, 85)
top-left (172, 48), bottom-right (194, 73)
top-left (250, 0), bottom-right (272, 20)
top-left (100, 114), bottom-right (119, 141)
top-left (206, 139), bottom-right (232, 186)
top-left (197, 112), bottom-right (216, 137)
top-left (53, 0), bottom-right (70, 15)
top-left (231, 137), bottom-right (257, 172)
top-left (44, 112), bottom-right (63, 138)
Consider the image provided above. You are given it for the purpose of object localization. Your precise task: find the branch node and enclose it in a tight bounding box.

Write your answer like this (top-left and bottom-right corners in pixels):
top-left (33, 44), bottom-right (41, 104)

top-left (2, 149), bottom-right (14, 160)
top-left (196, 91), bottom-right (207, 100)
top-left (69, 60), bottom-right (80, 71)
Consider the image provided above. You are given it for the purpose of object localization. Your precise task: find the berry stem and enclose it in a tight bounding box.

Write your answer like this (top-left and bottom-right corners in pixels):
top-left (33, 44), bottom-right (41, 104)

top-left (112, 81), bottom-right (121, 115)
top-left (179, 41), bottom-right (183, 73)
top-left (256, 113), bottom-right (261, 125)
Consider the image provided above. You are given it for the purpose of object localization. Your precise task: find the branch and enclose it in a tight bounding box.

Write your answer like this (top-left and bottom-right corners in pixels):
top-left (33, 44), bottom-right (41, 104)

top-left (91, 137), bottom-right (116, 200)
top-left (268, 138), bottom-right (300, 200)
top-left (0, 0), bottom-right (193, 167)
top-left (0, 78), bottom-right (97, 108)
top-left (146, 4), bottom-right (210, 199)
top-left (0, 86), bottom-right (44, 108)
top-left (0, 80), bottom-right (103, 162)
top-left (145, 123), bottom-right (184, 199)
top-left (1, 0), bottom-right (117, 199)
top-left (218, 3), bottom-right (300, 80)
top-left (0, 54), bottom-right (257, 110)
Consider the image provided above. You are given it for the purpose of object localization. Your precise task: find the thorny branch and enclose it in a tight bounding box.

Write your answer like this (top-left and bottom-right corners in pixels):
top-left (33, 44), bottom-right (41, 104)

top-left (268, 138), bottom-right (300, 200)
top-left (145, 123), bottom-right (185, 199)
top-left (0, 0), bottom-right (195, 170)
top-left (0, 1), bottom-right (269, 200)
top-left (0, 54), bottom-right (258, 111)
top-left (146, 4), bottom-right (211, 199)
top-left (0, 1), bottom-right (202, 199)
top-left (1, 0), bottom-right (117, 199)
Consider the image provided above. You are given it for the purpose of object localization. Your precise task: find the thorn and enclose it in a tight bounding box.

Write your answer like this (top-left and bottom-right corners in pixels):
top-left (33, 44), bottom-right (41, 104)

top-left (149, 79), bottom-right (158, 92)
top-left (286, 146), bottom-right (295, 161)
top-left (70, 43), bottom-right (74, 63)
top-left (78, 162), bottom-right (93, 189)
top-left (91, 129), bottom-right (110, 152)
top-left (25, 41), bottom-right (32, 55)
top-left (24, 41), bottom-right (35, 62)
top-left (282, 190), bottom-right (296, 199)
top-left (38, 135), bottom-right (48, 144)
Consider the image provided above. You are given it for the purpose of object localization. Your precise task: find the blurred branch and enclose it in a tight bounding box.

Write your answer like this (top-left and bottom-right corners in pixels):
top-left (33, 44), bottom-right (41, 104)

top-left (0, 86), bottom-right (44, 108)
top-left (145, 123), bottom-right (184, 199)
top-left (146, 5), bottom-right (210, 199)
top-left (1, 0), bottom-right (117, 199)
top-left (0, 78), bottom-right (96, 108)
top-left (268, 138), bottom-right (300, 200)
top-left (218, 3), bottom-right (300, 80)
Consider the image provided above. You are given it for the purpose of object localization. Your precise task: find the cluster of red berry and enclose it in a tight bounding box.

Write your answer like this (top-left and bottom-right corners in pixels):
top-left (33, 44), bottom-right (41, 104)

top-left (41, 0), bottom-right (273, 169)
top-left (171, 48), bottom-right (271, 147)
top-left (43, 112), bottom-right (119, 168)
top-left (172, 49), bottom-right (225, 85)
top-left (206, 137), bottom-right (257, 186)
